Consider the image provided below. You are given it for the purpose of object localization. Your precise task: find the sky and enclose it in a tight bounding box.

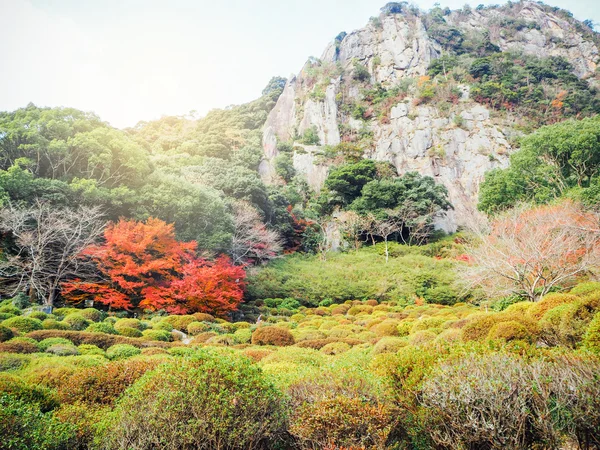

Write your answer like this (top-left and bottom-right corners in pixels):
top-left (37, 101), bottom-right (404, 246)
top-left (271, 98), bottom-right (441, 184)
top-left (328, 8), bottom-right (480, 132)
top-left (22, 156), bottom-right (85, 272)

top-left (0, 0), bottom-right (598, 128)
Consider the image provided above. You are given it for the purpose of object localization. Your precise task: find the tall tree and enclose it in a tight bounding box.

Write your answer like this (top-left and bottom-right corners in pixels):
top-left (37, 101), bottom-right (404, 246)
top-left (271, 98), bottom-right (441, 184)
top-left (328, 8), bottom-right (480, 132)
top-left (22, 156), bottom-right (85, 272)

top-left (464, 201), bottom-right (600, 301)
top-left (0, 202), bottom-right (105, 305)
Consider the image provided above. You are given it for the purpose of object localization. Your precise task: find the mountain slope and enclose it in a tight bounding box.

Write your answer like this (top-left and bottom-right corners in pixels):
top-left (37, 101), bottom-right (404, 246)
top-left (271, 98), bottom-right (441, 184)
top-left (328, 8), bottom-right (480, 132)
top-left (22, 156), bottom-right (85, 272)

top-left (260, 1), bottom-right (600, 231)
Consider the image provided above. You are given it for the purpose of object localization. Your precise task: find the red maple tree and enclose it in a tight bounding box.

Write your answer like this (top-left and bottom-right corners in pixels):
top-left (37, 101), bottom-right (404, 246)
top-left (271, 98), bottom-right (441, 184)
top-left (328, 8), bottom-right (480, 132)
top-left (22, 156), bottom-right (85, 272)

top-left (61, 218), bottom-right (245, 316)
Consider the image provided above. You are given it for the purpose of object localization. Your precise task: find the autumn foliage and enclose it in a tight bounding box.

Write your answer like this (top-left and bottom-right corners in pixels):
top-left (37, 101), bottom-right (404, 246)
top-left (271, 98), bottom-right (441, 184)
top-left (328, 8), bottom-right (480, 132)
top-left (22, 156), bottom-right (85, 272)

top-left (61, 218), bottom-right (245, 315)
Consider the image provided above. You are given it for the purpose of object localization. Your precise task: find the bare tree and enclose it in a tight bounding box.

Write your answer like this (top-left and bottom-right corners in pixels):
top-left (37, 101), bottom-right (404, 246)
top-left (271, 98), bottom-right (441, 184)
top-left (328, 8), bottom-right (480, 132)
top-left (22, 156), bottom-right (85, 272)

top-left (463, 201), bottom-right (600, 301)
top-left (336, 211), bottom-right (371, 251)
top-left (231, 201), bottom-right (283, 265)
top-left (0, 201), bottom-right (105, 306)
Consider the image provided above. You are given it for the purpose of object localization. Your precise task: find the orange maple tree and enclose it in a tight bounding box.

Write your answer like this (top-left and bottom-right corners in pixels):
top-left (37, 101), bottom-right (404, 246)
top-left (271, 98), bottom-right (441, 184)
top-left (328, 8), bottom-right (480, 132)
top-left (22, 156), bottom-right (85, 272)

top-left (61, 218), bottom-right (245, 315)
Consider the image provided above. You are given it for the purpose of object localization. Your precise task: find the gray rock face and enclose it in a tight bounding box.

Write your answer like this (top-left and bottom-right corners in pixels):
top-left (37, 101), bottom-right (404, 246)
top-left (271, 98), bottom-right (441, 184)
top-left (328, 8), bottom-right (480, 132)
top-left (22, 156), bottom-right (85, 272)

top-left (261, 1), bottom-right (600, 231)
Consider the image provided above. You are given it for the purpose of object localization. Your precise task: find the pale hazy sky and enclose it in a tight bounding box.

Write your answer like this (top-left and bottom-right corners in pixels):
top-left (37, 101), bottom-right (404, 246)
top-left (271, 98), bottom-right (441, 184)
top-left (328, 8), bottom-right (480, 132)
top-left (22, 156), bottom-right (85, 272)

top-left (0, 0), bottom-right (598, 128)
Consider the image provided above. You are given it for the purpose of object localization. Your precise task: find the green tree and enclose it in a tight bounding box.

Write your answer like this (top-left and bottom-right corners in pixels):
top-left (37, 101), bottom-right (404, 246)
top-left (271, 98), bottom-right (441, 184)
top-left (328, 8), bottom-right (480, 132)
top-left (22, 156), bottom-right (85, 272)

top-left (324, 159), bottom-right (377, 205)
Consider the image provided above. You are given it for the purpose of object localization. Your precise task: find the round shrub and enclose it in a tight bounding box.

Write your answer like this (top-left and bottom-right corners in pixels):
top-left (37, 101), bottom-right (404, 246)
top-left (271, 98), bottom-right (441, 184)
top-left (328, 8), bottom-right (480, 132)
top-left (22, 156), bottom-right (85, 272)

top-left (251, 326), bottom-right (295, 346)
top-left (0, 353), bottom-right (30, 372)
top-left (2, 316), bottom-right (43, 333)
top-left (409, 330), bottom-right (437, 346)
top-left (243, 348), bottom-right (274, 362)
top-left (584, 313), bottom-right (600, 353)
top-left (570, 282), bottom-right (600, 297)
top-left (153, 320), bottom-right (174, 331)
top-left (191, 332), bottom-right (217, 344)
top-left (78, 344), bottom-right (106, 357)
top-left (0, 373), bottom-right (59, 412)
top-left (461, 314), bottom-right (500, 341)
top-left (53, 402), bottom-right (111, 450)
top-left (289, 396), bottom-right (396, 449)
top-left (0, 305), bottom-right (21, 316)
top-left (488, 321), bottom-right (534, 343)
top-left (97, 349), bottom-right (287, 449)
top-left (106, 344), bottom-right (141, 360)
top-left (38, 337), bottom-right (74, 352)
top-left (373, 336), bottom-right (407, 354)
top-left (233, 328), bottom-right (252, 344)
top-left (372, 321), bottom-right (400, 337)
top-left (86, 322), bottom-right (118, 334)
top-left (27, 311), bottom-right (48, 321)
top-left (118, 327), bottom-right (143, 338)
top-left (192, 312), bottom-right (215, 322)
top-left (233, 321), bottom-right (251, 329)
top-left (162, 314), bottom-right (196, 332)
top-left (0, 325), bottom-right (13, 342)
top-left (0, 340), bottom-right (39, 354)
top-left (80, 308), bottom-right (104, 322)
top-left (320, 341), bottom-right (351, 355)
top-left (0, 394), bottom-right (76, 449)
top-left (114, 318), bottom-right (143, 331)
top-left (187, 321), bottom-right (211, 335)
top-left (57, 358), bottom-right (162, 406)
top-left (435, 328), bottom-right (463, 343)
top-left (527, 293), bottom-right (579, 320)
top-left (63, 313), bottom-right (89, 331)
top-left (141, 329), bottom-right (172, 342)
top-left (46, 344), bottom-right (79, 356)
top-left (42, 319), bottom-right (70, 330)
top-left (141, 347), bottom-right (169, 356)
top-left (52, 307), bottom-right (80, 319)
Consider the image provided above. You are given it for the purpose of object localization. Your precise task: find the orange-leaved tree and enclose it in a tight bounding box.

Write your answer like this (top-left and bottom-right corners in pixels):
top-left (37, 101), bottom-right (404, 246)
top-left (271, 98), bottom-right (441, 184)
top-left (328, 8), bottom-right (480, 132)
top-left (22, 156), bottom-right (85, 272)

top-left (464, 201), bottom-right (600, 301)
top-left (61, 218), bottom-right (245, 315)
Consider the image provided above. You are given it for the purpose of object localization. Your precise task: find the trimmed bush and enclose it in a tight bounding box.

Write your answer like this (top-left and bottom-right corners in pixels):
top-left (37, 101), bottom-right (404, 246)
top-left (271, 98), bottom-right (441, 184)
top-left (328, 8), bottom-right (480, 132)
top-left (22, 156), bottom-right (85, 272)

top-left (289, 396), bottom-right (396, 449)
top-left (142, 329), bottom-right (172, 342)
top-left (373, 336), bottom-right (407, 354)
top-left (153, 321), bottom-right (174, 331)
top-left (0, 374), bottom-right (59, 412)
top-left (372, 321), bottom-right (400, 337)
top-left (192, 312), bottom-right (215, 322)
top-left (2, 316), bottom-right (43, 333)
top-left (80, 308), bottom-right (104, 322)
top-left (86, 322), bottom-right (118, 334)
top-left (584, 313), bottom-right (600, 353)
top-left (53, 402), bottom-right (111, 450)
top-left (77, 344), bottom-right (106, 357)
top-left (570, 282), bottom-right (600, 297)
top-left (252, 326), bottom-right (295, 346)
top-left (409, 330), bottom-right (437, 346)
top-left (27, 311), bottom-right (48, 321)
top-left (42, 319), bottom-right (70, 330)
top-left (488, 321), bottom-right (534, 343)
top-left (0, 305), bottom-right (21, 316)
top-left (0, 394), bottom-right (76, 449)
top-left (162, 314), bottom-right (196, 332)
top-left (38, 337), bottom-right (73, 352)
top-left (0, 353), bottom-right (30, 372)
top-left (57, 358), bottom-right (163, 406)
top-left (46, 344), bottom-right (79, 356)
top-left (527, 293), bottom-right (579, 320)
top-left (118, 327), bottom-right (143, 338)
top-left (114, 318), bottom-right (143, 331)
top-left (320, 341), bottom-right (351, 355)
top-left (106, 344), bottom-right (141, 360)
top-left (97, 349), bottom-right (287, 449)
top-left (26, 330), bottom-right (173, 350)
top-left (187, 321), bottom-right (211, 335)
top-left (0, 340), bottom-right (40, 354)
top-left (0, 325), bottom-right (13, 342)
top-left (62, 313), bottom-right (89, 331)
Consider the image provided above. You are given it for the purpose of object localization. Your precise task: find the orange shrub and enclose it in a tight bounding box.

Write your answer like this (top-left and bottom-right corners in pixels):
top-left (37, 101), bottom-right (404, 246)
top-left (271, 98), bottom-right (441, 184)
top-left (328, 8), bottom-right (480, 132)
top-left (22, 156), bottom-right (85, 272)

top-left (251, 326), bottom-right (295, 346)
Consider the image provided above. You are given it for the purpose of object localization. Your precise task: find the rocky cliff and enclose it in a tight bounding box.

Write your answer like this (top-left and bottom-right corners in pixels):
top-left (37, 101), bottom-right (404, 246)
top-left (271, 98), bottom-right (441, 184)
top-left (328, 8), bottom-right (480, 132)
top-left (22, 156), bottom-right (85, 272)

top-left (260, 1), bottom-right (600, 231)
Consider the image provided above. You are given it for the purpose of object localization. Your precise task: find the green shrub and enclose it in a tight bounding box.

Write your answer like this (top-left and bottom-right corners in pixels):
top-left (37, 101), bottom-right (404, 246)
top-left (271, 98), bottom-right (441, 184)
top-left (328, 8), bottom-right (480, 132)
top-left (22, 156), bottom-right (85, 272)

top-left (187, 321), bottom-right (210, 335)
top-left (46, 344), bottom-right (79, 356)
top-left (80, 308), bottom-right (104, 322)
top-left (583, 313), bottom-right (600, 353)
top-left (141, 329), bottom-right (172, 342)
top-left (0, 374), bottom-right (59, 412)
top-left (409, 330), bottom-right (437, 346)
top-left (41, 319), bottom-right (70, 330)
top-left (86, 322), bottom-right (118, 334)
top-left (0, 325), bottom-right (13, 342)
top-left (62, 313), bottom-right (89, 331)
top-left (153, 320), bottom-right (174, 331)
top-left (0, 312), bottom-right (15, 320)
top-left (252, 326), bottom-right (295, 346)
top-left (373, 336), bottom-right (407, 354)
top-left (570, 282), bottom-right (600, 297)
top-left (114, 318), bottom-right (143, 331)
top-left (2, 316), bottom-right (43, 333)
top-left (488, 321), bottom-right (534, 343)
top-left (162, 314), bottom-right (196, 332)
top-left (52, 307), bottom-right (80, 320)
top-left (38, 337), bottom-right (74, 352)
top-left (0, 340), bottom-right (40, 354)
top-left (77, 344), bottom-right (106, 357)
top-left (106, 344), bottom-right (141, 360)
top-left (527, 293), bottom-right (579, 320)
top-left (118, 327), bottom-right (143, 338)
top-left (0, 305), bottom-right (21, 316)
top-left (27, 311), bottom-right (48, 321)
top-left (0, 394), bottom-right (76, 449)
top-left (53, 402), bottom-right (111, 450)
top-left (97, 349), bottom-right (287, 449)
top-left (0, 354), bottom-right (30, 372)
top-left (320, 341), bottom-right (351, 355)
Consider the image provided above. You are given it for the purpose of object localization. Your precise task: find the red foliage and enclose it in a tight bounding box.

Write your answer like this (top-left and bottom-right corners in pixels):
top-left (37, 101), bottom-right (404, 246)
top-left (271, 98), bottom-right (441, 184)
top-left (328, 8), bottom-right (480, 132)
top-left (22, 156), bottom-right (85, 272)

top-left (62, 218), bottom-right (245, 316)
